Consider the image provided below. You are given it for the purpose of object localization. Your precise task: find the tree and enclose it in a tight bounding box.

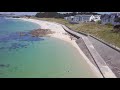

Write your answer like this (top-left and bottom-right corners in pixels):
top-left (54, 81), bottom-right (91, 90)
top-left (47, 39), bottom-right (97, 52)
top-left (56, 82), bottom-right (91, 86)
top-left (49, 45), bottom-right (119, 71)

top-left (113, 16), bottom-right (120, 33)
top-left (114, 16), bottom-right (120, 23)
top-left (35, 12), bottom-right (43, 17)
top-left (71, 12), bottom-right (77, 16)
top-left (113, 25), bottom-right (120, 33)
top-left (44, 12), bottom-right (57, 17)
top-left (35, 12), bottom-right (100, 18)
top-left (35, 12), bottom-right (60, 18)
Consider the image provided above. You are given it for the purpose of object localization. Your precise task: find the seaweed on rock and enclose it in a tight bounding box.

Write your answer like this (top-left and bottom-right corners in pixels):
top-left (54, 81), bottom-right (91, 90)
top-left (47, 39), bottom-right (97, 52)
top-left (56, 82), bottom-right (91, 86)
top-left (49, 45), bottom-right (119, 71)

top-left (0, 31), bottom-right (44, 51)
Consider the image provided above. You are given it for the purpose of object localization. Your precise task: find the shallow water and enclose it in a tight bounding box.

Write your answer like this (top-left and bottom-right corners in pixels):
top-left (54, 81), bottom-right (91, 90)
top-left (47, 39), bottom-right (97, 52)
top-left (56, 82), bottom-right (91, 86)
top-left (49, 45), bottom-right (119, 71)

top-left (0, 18), bottom-right (98, 78)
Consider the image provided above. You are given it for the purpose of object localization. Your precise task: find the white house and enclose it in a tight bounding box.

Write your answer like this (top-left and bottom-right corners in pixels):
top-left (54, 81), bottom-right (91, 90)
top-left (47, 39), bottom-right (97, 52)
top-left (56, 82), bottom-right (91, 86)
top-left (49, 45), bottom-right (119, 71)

top-left (64, 17), bottom-right (68, 20)
top-left (66, 15), bottom-right (101, 24)
top-left (89, 15), bottom-right (101, 22)
top-left (101, 13), bottom-right (120, 25)
top-left (64, 16), bottom-right (74, 21)
top-left (76, 15), bottom-right (92, 22)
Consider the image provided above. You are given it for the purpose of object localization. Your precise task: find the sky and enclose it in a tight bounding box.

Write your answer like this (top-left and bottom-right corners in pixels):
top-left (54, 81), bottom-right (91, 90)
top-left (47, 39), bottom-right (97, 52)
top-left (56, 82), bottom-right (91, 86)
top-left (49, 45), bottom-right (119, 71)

top-left (0, 12), bottom-right (119, 15)
top-left (0, 12), bottom-right (37, 15)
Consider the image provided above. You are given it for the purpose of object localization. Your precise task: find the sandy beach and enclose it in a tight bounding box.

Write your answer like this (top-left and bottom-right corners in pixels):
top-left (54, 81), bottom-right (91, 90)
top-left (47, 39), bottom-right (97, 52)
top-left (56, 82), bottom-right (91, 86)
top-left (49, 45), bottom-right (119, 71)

top-left (17, 18), bottom-right (103, 78)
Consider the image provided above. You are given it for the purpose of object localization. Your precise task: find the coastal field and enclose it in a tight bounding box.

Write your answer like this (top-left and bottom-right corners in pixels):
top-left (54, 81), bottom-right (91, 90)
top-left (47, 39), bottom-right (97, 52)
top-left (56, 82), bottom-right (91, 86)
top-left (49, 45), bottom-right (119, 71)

top-left (31, 17), bottom-right (120, 48)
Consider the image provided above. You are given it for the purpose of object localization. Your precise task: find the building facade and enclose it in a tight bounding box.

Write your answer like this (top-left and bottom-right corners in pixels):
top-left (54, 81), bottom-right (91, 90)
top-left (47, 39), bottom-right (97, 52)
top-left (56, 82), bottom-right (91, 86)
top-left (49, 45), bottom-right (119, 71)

top-left (89, 15), bottom-right (101, 22)
top-left (65, 15), bottom-right (101, 24)
top-left (101, 13), bottom-right (120, 25)
top-left (64, 16), bottom-right (74, 21)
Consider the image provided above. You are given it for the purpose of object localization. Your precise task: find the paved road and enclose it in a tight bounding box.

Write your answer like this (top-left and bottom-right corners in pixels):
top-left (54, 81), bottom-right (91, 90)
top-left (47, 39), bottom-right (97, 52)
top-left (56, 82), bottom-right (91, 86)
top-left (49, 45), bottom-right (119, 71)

top-left (88, 36), bottom-right (120, 77)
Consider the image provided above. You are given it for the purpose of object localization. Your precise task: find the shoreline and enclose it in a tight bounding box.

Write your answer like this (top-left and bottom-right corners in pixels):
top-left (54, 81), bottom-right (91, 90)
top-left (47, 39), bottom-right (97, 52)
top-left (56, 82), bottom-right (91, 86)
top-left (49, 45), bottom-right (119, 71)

top-left (15, 18), bottom-right (103, 78)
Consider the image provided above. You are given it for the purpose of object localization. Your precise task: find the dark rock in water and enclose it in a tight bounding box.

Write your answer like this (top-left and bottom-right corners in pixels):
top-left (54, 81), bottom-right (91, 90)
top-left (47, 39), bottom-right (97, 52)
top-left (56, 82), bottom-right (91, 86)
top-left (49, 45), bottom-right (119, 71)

top-left (8, 43), bottom-right (29, 51)
top-left (19, 32), bottom-right (26, 36)
top-left (0, 29), bottom-right (45, 51)
top-left (0, 47), bottom-right (5, 50)
top-left (30, 29), bottom-right (54, 37)
top-left (32, 35), bottom-right (35, 37)
top-left (0, 30), bottom-right (45, 43)
top-left (0, 64), bottom-right (5, 67)
top-left (0, 64), bottom-right (10, 68)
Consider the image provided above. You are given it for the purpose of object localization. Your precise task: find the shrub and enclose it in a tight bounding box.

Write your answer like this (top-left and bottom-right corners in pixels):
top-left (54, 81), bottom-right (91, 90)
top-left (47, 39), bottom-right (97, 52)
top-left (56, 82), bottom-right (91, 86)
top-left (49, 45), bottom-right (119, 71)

top-left (105, 23), bottom-right (113, 26)
top-left (91, 20), bottom-right (95, 22)
top-left (12, 16), bottom-right (20, 18)
top-left (112, 25), bottom-right (120, 33)
top-left (96, 20), bottom-right (101, 24)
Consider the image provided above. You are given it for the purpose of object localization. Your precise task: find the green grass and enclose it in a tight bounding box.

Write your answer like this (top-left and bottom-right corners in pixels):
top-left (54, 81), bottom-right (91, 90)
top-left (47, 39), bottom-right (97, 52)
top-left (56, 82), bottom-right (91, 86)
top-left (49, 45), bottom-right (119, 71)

top-left (31, 17), bottom-right (120, 48)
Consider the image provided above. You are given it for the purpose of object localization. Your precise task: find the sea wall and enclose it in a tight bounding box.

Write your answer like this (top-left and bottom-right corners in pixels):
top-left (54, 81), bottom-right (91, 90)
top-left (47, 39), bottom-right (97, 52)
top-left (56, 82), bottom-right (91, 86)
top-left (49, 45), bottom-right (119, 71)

top-left (61, 24), bottom-right (116, 78)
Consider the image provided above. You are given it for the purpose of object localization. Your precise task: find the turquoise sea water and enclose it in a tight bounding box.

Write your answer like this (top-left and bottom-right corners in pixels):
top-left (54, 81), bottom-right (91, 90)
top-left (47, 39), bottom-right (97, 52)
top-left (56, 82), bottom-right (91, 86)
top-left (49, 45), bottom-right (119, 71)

top-left (0, 18), bottom-right (98, 78)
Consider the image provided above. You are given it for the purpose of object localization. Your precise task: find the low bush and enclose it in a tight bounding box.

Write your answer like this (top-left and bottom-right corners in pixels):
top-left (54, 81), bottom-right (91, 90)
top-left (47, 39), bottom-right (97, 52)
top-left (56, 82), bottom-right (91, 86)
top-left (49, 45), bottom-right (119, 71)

top-left (105, 23), bottom-right (113, 26)
top-left (96, 20), bottom-right (101, 24)
top-left (112, 25), bottom-right (120, 33)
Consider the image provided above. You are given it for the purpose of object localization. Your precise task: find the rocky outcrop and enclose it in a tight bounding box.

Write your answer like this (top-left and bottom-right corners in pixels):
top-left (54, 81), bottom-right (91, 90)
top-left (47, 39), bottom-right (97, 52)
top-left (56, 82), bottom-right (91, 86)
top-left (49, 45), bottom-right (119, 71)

top-left (19, 32), bottom-right (26, 36)
top-left (0, 64), bottom-right (10, 68)
top-left (30, 29), bottom-right (54, 37)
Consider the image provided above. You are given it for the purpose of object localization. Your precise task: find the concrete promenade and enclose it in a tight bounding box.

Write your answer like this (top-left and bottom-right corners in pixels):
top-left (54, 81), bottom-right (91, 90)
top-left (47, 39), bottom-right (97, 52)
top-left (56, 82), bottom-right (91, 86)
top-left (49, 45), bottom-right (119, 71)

top-left (62, 24), bottom-right (117, 78)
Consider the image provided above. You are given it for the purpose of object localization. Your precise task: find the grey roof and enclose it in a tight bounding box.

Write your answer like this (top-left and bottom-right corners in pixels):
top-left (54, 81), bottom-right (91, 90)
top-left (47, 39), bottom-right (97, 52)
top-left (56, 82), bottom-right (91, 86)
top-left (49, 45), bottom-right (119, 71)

top-left (101, 14), bottom-right (111, 19)
top-left (75, 15), bottom-right (101, 18)
top-left (75, 15), bottom-right (93, 17)
top-left (101, 13), bottom-right (120, 19)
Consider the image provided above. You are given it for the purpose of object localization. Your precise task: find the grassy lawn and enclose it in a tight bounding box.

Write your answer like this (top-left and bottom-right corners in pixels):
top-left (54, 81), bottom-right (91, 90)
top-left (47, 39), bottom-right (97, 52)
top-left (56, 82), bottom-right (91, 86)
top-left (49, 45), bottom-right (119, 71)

top-left (31, 17), bottom-right (120, 48)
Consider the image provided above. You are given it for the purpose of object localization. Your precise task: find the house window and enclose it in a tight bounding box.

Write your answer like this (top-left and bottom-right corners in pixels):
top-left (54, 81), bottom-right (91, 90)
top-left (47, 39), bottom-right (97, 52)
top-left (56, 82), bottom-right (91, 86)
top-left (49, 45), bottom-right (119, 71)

top-left (79, 17), bottom-right (82, 21)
